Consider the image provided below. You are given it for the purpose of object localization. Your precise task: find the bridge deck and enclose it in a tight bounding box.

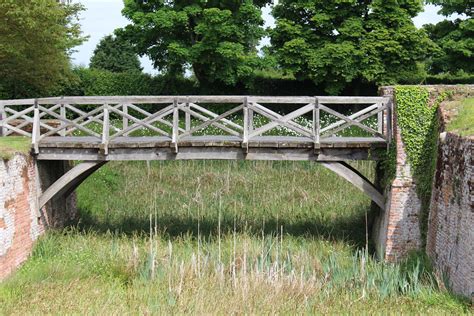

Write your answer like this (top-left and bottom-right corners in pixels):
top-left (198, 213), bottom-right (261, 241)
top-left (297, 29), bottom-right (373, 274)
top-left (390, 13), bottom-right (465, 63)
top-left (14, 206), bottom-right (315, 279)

top-left (36, 136), bottom-right (387, 161)
top-left (39, 136), bottom-right (387, 148)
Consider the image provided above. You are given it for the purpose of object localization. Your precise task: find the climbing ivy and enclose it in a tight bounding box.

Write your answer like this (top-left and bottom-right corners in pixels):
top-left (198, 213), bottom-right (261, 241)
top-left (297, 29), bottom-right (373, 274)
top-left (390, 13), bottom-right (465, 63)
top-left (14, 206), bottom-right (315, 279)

top-left (394, 86), bottom-right (448, 242)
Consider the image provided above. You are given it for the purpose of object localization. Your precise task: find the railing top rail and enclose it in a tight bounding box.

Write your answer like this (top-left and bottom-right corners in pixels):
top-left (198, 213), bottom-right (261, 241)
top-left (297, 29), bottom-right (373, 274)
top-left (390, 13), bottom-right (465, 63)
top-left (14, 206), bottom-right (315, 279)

top-left (0, 95), bottom-right (391, 106)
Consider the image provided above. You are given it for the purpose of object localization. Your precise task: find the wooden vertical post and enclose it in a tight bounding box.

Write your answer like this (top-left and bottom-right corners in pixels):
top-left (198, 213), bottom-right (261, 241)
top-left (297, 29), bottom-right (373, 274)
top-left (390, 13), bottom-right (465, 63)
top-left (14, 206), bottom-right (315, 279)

top-left (60, 100), bottom-right (66, 136)
top-left (248, 101), bottom-right (254, 135)
top-left (123, 104), bottom-right (129, 135)
top-left (32, 100), bottom-right (40, 154)
top-left (242, 97), bottom-right (249, 152)
top-left (172, 98), bottom-right (179, 153)
top-left (377, 102), bottom-right (383, 136)
top-left (185, 97), bottom-right (191, 132)
top-left (387, 98), bottom-right (393, 145)
top-left (102, 103), bottom-right (110, 155)
top-left (0, 103), bottom-right (5, 137)
top-left (313, 97), bottom-right (320, 150)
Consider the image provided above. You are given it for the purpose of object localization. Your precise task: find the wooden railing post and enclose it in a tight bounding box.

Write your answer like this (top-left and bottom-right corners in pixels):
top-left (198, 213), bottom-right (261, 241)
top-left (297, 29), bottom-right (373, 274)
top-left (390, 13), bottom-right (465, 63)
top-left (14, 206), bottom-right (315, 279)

top-left (123, 104), bottom-right (129, 136)
top-left (172, 98), bottom-right (179, 153)
top-left (0, 103), bottom-right (5, 137)
top-left (102, 103), bottom-right (110, 155)
top-left (242, 97), bottom-right (249, 152)
top-left (313, 97), bottom-right (320, 150)
top-left (185, 97), bottom-right (191, 132)
top-left (377, 102), bottom-right (383, 136)
top-left (32, 100), bottom-right (40, 154)
top-left (387, 98), bottom-right (393, 144)
top-left (60, 98), bottom-right (66, 136)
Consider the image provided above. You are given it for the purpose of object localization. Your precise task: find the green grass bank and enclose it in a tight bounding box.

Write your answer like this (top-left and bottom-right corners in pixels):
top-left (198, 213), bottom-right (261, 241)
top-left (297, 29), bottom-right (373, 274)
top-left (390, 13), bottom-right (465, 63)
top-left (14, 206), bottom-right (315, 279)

top-left (0, 161), bottom-right (470, 314)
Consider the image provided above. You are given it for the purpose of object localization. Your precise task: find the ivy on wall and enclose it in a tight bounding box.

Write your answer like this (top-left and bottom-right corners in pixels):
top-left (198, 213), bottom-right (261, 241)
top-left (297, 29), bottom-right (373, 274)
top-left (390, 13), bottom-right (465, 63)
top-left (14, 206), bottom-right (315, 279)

top-left (394, 86), bottom-right (448, 241)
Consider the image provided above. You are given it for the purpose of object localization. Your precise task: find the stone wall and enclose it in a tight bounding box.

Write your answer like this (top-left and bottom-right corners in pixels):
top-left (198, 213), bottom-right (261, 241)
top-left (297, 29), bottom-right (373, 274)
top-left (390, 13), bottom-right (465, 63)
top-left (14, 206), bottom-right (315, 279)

top-left (0, 154), bottom-right (76, 280)
top-left (426, 104), bottom-right (473, 300)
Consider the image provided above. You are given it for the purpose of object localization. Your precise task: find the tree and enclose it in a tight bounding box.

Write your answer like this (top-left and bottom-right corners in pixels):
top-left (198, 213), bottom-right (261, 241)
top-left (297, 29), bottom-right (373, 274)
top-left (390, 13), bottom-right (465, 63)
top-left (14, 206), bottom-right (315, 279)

top-left (0, 0), bottom-right (85, 98)
top-left (120, 0), bottom-right (268, 88)
top-left (90, 35), bottom-right (142, 73)
top-left (270, 0), bottom-right (437, 94)
top-left (424, 0), bottom-right (473, 74)
top-left (426, 0), bottom-right (472, 16)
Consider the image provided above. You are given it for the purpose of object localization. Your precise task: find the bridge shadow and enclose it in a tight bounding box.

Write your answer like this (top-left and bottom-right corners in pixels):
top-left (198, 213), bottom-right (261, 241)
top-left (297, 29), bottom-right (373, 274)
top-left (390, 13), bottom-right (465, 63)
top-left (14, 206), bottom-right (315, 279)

top-left (74, 203), bottom-right (378, 250)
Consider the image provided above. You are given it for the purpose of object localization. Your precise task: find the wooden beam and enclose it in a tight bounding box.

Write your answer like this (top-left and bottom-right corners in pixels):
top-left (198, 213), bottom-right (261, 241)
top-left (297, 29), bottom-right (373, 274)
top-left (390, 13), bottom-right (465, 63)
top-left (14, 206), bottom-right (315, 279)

top-left (39, 161), bottom-right (107, 209)
top-left (320, 162), bottom-right (385, 209)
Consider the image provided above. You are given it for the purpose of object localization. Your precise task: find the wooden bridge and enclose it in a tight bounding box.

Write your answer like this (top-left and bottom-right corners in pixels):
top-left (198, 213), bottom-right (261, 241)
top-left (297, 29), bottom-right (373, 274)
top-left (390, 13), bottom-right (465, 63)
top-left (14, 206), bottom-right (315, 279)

top-left (0, 95), bottom-right (392, 210)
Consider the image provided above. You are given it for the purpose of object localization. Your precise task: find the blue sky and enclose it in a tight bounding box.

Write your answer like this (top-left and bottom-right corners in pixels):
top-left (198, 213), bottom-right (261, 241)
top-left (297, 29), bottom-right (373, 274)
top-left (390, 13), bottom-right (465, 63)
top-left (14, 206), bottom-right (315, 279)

top-left (71, 1), bottom-right (457, 74)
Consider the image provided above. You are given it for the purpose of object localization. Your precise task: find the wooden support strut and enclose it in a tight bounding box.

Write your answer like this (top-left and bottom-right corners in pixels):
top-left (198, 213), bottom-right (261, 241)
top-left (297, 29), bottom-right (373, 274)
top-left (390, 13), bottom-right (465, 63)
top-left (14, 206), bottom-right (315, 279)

top-left (320, 161), bottom-right (385, 209)
top-left (39, 161), bottom-right (107, 209)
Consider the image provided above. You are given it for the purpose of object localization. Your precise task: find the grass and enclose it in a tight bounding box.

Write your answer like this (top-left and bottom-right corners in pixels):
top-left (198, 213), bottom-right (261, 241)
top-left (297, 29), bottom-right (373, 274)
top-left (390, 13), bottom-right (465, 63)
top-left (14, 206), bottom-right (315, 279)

top-left (445, 97), bottom-right (474, 136)
top-left (0, 136), bottom-right (31, 160)
top-left (0, 160), bottom-right (471, 314)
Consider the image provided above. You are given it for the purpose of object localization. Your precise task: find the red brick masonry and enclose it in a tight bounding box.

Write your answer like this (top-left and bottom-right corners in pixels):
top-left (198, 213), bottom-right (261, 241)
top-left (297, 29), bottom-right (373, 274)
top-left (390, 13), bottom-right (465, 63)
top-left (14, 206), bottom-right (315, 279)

top-left (426, 105), bottom-right (473, 299)
top-left (0, 155), bottom-right (45, 279)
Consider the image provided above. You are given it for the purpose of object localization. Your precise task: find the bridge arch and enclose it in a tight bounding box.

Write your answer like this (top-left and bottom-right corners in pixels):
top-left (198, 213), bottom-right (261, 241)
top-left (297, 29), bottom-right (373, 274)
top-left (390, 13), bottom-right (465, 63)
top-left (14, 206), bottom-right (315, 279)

top-left (39, 160), bottom-right (384, 211)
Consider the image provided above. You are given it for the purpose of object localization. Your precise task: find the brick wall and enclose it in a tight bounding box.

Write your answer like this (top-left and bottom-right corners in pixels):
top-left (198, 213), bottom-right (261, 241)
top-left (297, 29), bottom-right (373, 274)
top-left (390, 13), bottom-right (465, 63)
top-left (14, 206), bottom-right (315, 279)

top-left (0, 155), bottom-right (43, 279)
top-left (0, 154), bottom-right (76, 280)
top-left (374, 85), bottom-right (473, 263)
top-left (373, 86), bottom-right (422, 261)
top-left (426, 105), bottom-right (473, 300)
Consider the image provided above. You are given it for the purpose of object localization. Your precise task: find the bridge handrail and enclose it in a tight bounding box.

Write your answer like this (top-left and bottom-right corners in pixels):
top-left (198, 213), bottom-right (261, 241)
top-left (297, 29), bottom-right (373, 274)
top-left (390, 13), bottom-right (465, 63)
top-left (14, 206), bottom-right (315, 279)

top-left (0, 95), bottom-right (393, 154)
top-left (0, 95), bottom-right (390, 105)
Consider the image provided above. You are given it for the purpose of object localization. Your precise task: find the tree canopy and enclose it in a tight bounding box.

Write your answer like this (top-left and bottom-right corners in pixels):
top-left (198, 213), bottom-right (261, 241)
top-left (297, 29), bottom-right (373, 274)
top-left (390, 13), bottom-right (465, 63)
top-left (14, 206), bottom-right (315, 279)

top-left (120, 0), bottom-right (268, 88)
top-left (270, 0), bottom-right (437, 93)
top-left (426, 0), bottom-right (472, 16)
top-left (0, 0), bottom-right (85, 98)
top-left (90, 35), bottom-right (142, 73)
top-left (424, 0), bottom-right (473, 75)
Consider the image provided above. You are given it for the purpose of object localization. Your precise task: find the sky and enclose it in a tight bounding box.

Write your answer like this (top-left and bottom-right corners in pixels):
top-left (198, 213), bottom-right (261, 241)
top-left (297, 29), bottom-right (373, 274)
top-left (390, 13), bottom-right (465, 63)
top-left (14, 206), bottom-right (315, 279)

top-left (71, 1), bottom-right (458, 74)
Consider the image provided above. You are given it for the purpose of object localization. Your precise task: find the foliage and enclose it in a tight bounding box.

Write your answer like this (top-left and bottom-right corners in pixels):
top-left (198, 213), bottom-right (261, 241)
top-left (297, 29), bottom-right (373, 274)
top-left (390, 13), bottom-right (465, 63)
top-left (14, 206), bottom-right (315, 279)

top-left (90, 35), bottom-right (142, 73)
top-left (446, 97), bottom-right (474, 136)
top-left (425, 71), bottom-right (474, 84)
top-left (0, 0), bottom-right (86, 99)
top-left (377, 144), bottom-right (397, 189)
top-left (0, 160), bottom-right (469, 313)
top-left (270, 0), bottom-right (437, 94)
top-left (424, 19), bottom-right (474, 74)
top-left (394, 86), bottom-right (447, 241)
top-left (426, 0), bottom-right (472, 16)
top-left (424, 0), bottom-right (473, 75)
top-left (57, 67), bottom-right (197, 97)
top-left (120, 0), bottom-right (268, 89)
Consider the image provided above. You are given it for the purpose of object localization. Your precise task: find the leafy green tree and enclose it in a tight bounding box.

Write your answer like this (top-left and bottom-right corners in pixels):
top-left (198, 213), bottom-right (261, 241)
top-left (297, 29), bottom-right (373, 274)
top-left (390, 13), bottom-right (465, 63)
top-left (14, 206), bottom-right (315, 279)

top-left (270, 0), bottom-right (437, 94)
top-left (424, 0), bottom-right (473, 74)
top-left (90, 35), bottom-right (142, 73)
top-left (0, 0), bottom-right (85, 98)
top-left (426, 0), bottom-right (472, 16)
top-left (120, 0), bottom-right (268, 88)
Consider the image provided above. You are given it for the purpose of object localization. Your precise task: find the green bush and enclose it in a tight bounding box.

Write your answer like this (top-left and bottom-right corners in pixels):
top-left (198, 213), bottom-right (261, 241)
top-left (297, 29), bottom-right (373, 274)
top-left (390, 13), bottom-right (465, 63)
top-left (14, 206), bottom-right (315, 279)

top-left (425, 72), bottom-right (474, 85)
top-left (57, 67), bottom-right (198, 97)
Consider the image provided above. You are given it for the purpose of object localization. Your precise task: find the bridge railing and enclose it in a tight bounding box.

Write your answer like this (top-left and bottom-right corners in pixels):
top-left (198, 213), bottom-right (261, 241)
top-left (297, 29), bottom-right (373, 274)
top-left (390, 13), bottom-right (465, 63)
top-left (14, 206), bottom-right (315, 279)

top-left (0, 96), bottom-right (392, 153)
